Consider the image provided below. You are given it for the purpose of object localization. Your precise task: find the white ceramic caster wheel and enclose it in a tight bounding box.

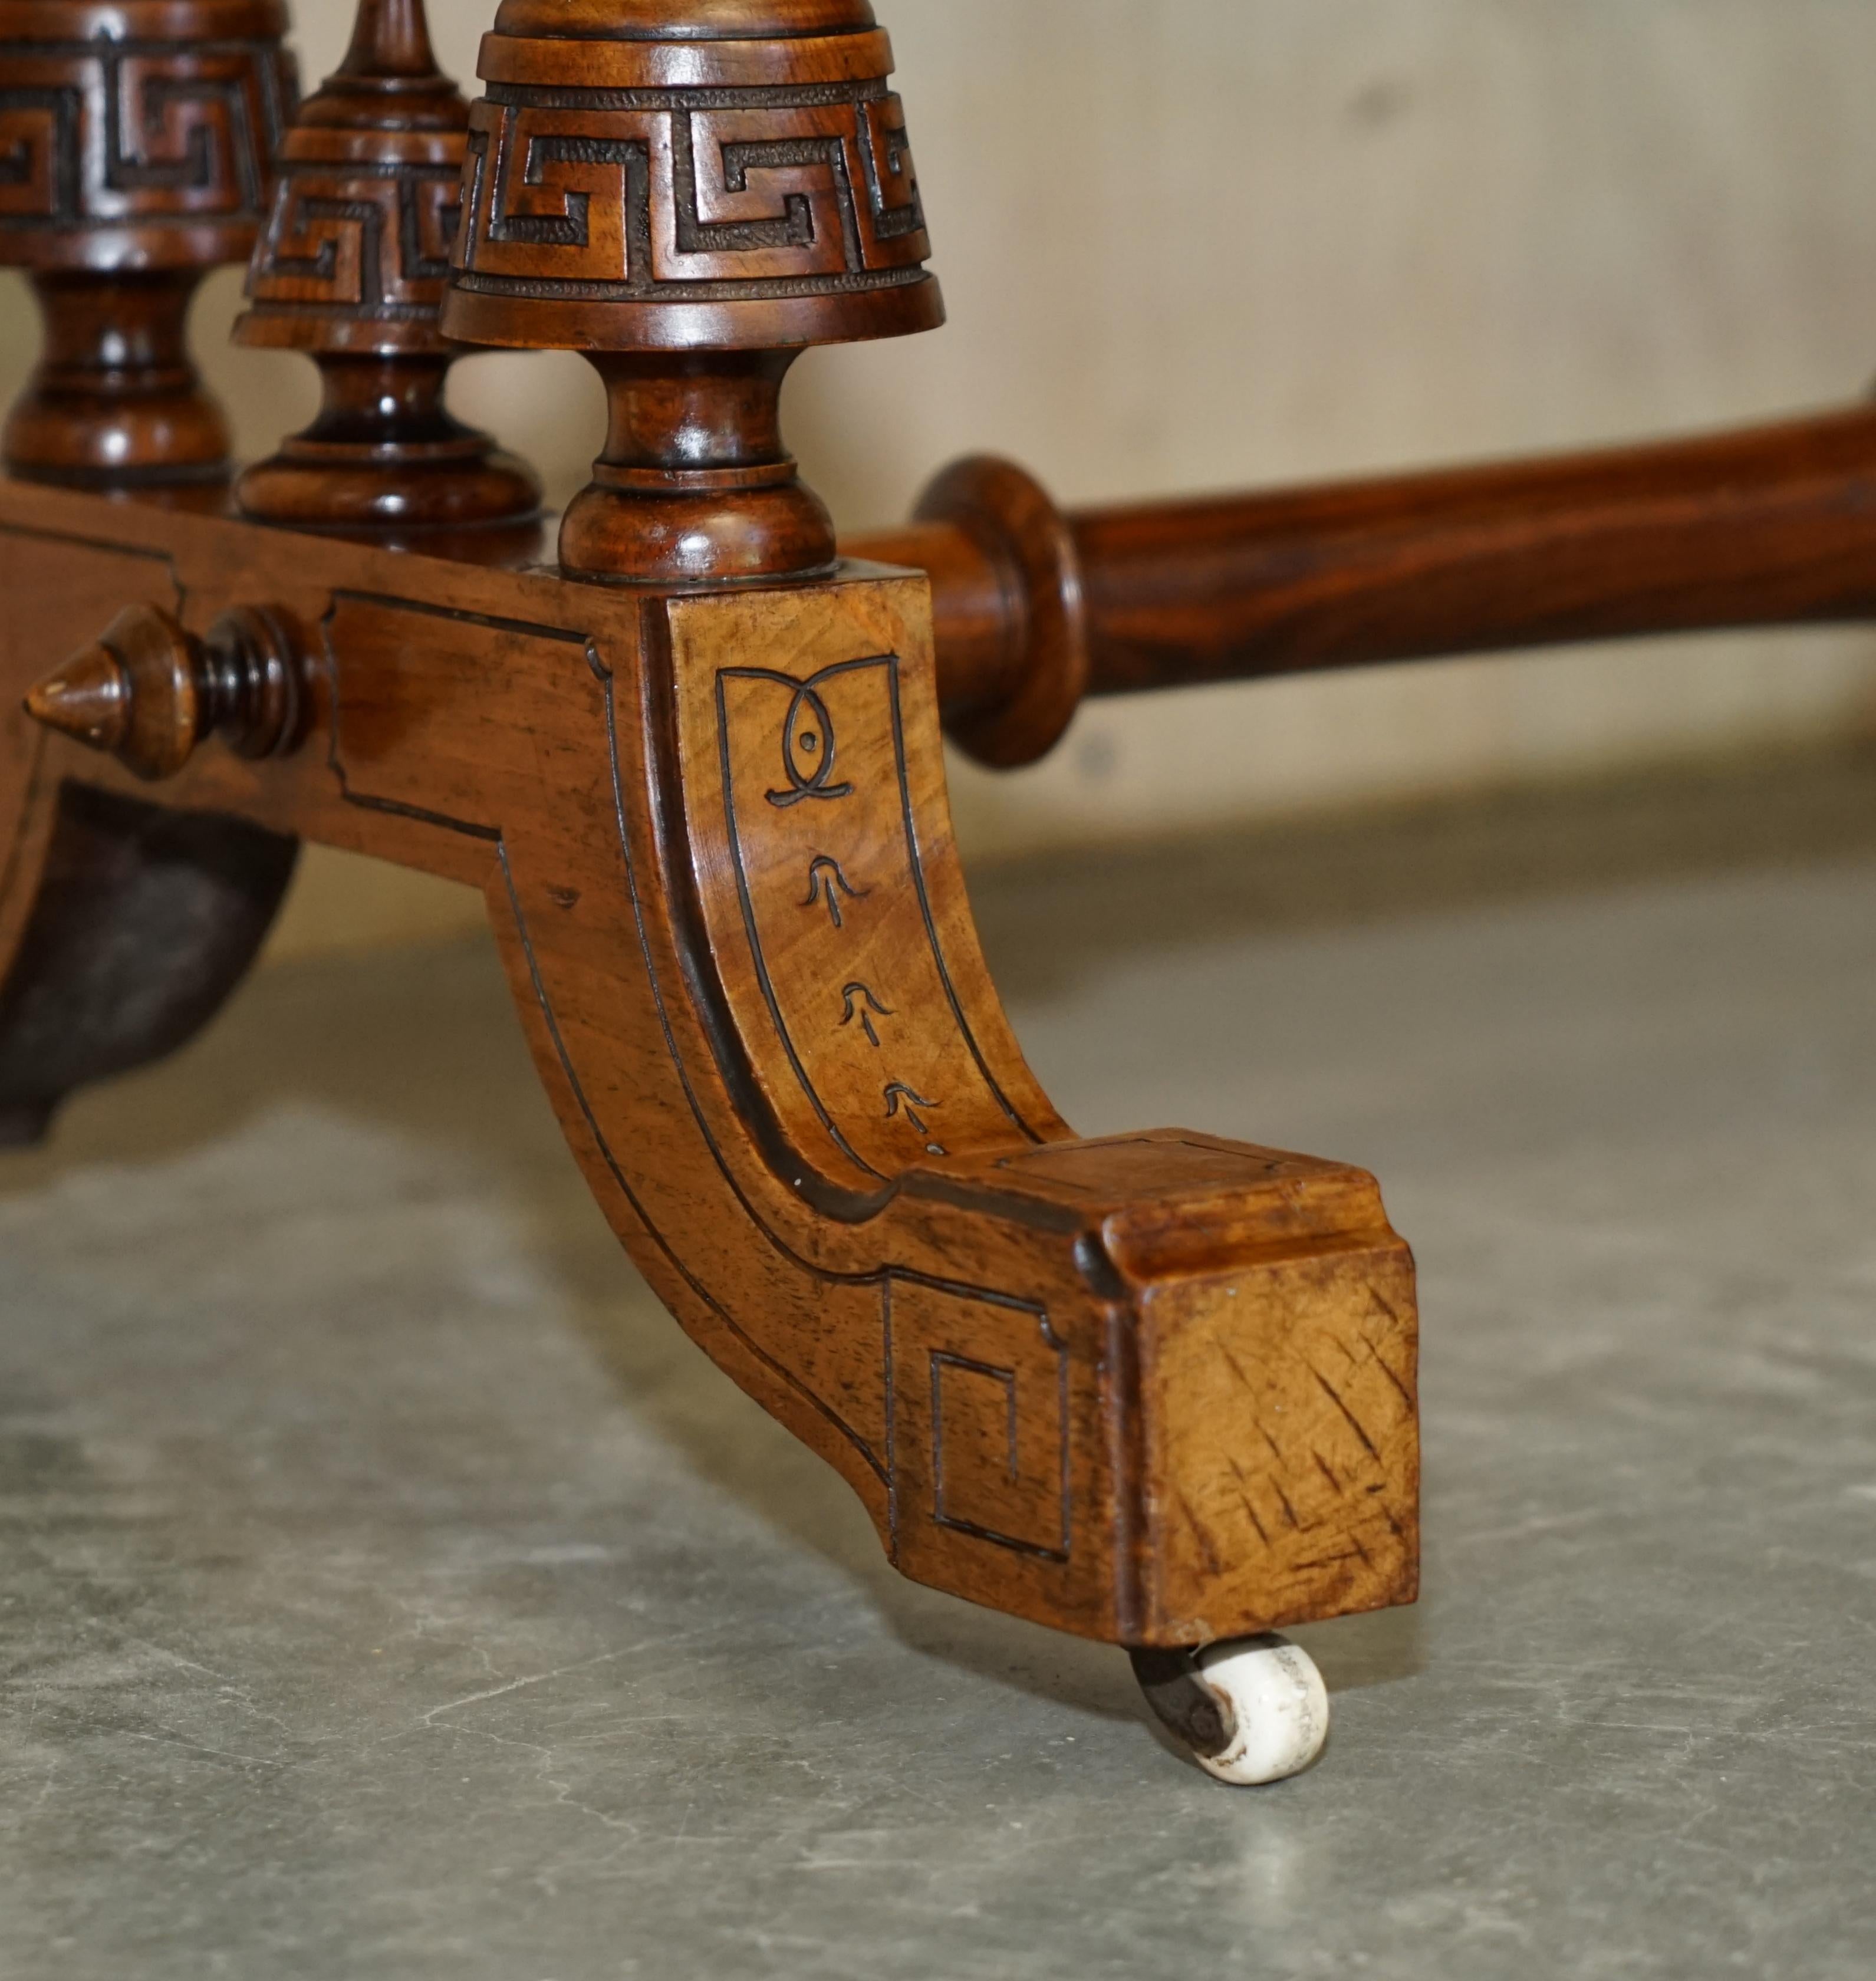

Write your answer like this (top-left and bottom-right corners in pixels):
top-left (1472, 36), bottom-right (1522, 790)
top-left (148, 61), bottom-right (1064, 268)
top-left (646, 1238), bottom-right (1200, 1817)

top-left (1131, 1634), bottom-right (1329, 1785)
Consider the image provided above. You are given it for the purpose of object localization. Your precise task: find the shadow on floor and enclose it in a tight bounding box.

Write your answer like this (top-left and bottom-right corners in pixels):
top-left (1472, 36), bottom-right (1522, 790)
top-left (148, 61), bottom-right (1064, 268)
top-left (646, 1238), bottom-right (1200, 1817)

top-left (969, 741), bottom-right (1876, 1002)
top-left (6, 746), bottom-right (1864, 1724)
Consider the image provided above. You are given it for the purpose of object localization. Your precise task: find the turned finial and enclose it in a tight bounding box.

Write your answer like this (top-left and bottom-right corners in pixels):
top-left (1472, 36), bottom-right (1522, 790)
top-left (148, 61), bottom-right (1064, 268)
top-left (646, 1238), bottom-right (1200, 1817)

top-left (233, 0), bottom-right (541, 532)
top-left (335, 0), bottom-right (437, 78)
top-left (439, 0), bottom-right (942, 584)
top-left (24, 603), bottom-right (305, 781)
top-left (0, 0), bottom-right (296, 488)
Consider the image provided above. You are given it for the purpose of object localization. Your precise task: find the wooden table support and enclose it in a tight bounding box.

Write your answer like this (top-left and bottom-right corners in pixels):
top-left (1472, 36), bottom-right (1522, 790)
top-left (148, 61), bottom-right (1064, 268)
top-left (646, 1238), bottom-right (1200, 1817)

top-left (866, 406), bottom-right (1876, 765)
top-left (0, 0), bottom-right (1422, 1786)
top-left (10, 0), bottom-right (1875, 1789)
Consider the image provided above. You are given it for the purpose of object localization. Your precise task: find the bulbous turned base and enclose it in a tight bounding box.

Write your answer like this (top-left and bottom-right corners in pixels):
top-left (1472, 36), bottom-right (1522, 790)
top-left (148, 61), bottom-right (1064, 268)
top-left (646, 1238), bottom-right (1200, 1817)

top-left (236, 442), bottom-right (543, 533)
top-left (4, 383), bottom-right (231, 488)
top-left (3, 272), bottom-right (231, 488)
top-left (559, 469), bottom-right (837, 587)
top-left (234, 356), bottom-right (542, 534)
top-left (557, 350), bottom-right (837, 587)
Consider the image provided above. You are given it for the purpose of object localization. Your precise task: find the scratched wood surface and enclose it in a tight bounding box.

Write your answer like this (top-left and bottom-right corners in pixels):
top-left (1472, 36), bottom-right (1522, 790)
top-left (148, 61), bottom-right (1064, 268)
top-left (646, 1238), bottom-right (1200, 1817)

top-left (0, 480), bottom-right (1420, 1647)
top-left (21, 0), bottom-right (1874, 1675)
top-left (0, 0), bottom-right (1425, 1663)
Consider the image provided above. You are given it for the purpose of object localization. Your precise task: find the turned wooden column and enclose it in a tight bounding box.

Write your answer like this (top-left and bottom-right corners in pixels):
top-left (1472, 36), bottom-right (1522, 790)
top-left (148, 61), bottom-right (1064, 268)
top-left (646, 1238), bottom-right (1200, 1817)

top-left (439, 0), bottom-right (942, 584)
top-left (0, 0), bottom-right (296, 488)
top-left (233, 0), bottom-right (540, 532)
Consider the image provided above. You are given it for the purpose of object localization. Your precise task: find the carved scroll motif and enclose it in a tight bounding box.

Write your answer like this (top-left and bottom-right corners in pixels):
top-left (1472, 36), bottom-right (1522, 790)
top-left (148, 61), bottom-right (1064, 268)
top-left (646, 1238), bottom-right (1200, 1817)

top-left (699, 640), bottom-right (1038, 1187)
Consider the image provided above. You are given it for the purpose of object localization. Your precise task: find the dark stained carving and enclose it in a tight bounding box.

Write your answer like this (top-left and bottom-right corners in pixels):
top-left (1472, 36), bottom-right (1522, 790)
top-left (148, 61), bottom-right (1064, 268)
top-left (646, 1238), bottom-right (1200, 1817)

top-left (884, 1079), bottom-right (942, 1151)
top-left (438, 0), bottom-right (941, 585)
top-left (9, 0), bottom-right (1874, 1789)
top-left (0, 0), bottom-right (297, 486)
top-left (454, 87), bottom-right (927, 304)
top-left (234, 0), bottom-right (541, 533)
top-left (803, 853), bottom-right (865, 928)
top-left (0, 0), bottom-right (1443, 1788)
top-left (840, 980), bottom-right (891, 1047)
top-left (703, 628), bottom-right (1049, 1190)
top-left (894, 1285), bottom-right (1072, 1565)
top-left (0, 28), bottom-right (291, 242)
top-left (766, 670), bottom-right (856, 808)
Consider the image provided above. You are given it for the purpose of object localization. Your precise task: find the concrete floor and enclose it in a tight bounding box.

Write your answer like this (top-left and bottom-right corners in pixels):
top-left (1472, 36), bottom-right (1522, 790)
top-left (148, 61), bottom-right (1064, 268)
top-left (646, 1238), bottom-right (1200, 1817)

top-left (2, 758), bottom-right (1874, 1979)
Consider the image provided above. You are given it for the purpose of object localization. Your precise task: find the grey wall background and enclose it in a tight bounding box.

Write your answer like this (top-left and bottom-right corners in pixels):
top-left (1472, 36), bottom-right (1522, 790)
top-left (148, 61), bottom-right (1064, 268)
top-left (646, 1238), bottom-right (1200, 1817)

top-left (6, 0), bottom-right (1874, 949)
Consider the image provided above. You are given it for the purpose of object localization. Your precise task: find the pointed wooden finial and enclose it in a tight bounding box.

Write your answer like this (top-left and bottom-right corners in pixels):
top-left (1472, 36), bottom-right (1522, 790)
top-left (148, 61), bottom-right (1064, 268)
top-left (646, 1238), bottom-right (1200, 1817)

top-left (23, 604), bottom-right (306, 782)
top-left (335, 0), bottom-right (439, 81)
top-left (24, 643), bottom-right (131, 756)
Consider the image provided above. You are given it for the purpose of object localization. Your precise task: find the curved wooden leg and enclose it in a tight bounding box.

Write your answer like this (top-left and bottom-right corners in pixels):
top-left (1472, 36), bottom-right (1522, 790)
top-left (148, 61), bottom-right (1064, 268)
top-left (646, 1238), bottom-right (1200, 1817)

top-left (420, 567), bottom-right (1422, 1674)
top-left (0, 776), bottom-right (296, 1144)
top-left (11, 499), bottom-right (1418, 1781)
top-left (1, 0), bottom-right (1415, 1783)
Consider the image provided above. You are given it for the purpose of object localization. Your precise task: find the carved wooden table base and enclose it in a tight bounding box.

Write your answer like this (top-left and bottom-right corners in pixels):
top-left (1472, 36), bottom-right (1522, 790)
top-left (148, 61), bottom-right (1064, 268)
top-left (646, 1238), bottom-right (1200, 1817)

top-left (0, 476), bottom-right (1420, 1782)
top-left (40, 0), bottom-right (1876, 1789)
top-left (14, 0), bottom-right (1875, 1788)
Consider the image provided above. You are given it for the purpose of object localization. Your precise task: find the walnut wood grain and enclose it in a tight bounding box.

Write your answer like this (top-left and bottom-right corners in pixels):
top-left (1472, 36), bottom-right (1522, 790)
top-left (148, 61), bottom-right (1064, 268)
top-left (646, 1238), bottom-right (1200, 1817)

top-left (0, 0), bottom-right (296, 485)
top-left (0, 0), bottom-right (1424, 1680)
top-left (437, 0), bottom-right (942, 582)
top-left (232, 0), bottom-right (541, 532)
top-left (0, 476), bottom-right (1420, 1648)
top-left (0, 0), bottom-right (298, 1138)
top-left (857, 404), bottom-right (1876, 764)
top-left (29, 601), bottom-right (306, 779)
top-left (0, 524), bottom-right (302, 1141)
top-left (15, 0), bottom-right (1876, 1755)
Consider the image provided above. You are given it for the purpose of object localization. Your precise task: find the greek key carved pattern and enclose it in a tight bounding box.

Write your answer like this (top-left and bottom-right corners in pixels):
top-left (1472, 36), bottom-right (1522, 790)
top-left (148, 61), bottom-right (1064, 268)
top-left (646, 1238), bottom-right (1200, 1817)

top-left (890, 1281), bottom-right (1073, 1564)
top-left (453, 84), bottom-right (930, 301)
top-left (398, 170), bottom-right (461, 282)
top-left (0, 41), bottom-right (294, 230)
top-left (248, 163), bottom-right (462, 315)
top-left (0, 90), bottom-right (80, 219)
